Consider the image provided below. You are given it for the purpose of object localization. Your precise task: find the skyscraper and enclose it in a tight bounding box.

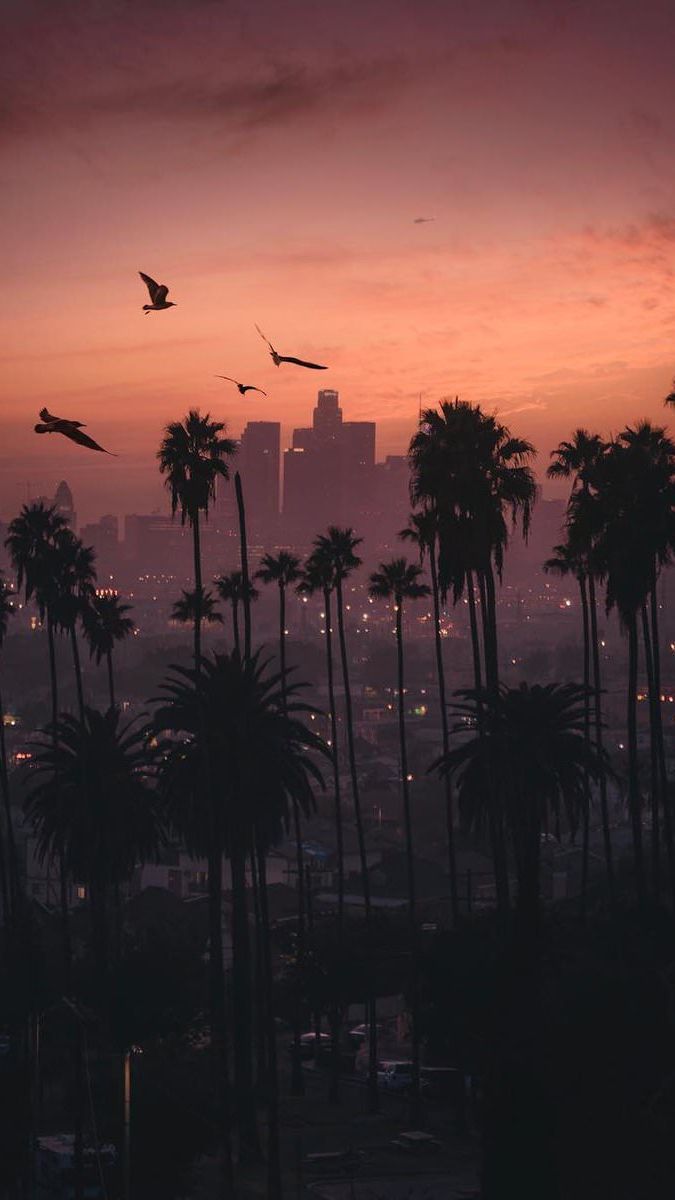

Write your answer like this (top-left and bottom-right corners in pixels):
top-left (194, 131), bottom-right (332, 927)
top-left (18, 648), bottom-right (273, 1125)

top-left (238, 421), bottom-right (280, 541)
top-left (53, 480), bottom-right (76, 529)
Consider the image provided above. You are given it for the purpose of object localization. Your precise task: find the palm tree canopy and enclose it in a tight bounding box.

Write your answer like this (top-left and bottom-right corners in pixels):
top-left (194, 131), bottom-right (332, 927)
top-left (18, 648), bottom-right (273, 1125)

top-left (0, 574), bottom-right (16, 648)
top-left (256, 550), bottom-right (303, 589)
top-left (5, 502), bottom-right (69, 617)
top-left (82, 593), bottom-right (135, 664)
top-left (543, 541), bottom-right (585, 582)
top-left (50, 529), bottom-right (97, 634)
top-left (298, 546), bottom-right (336, 596)
top-left (399, 509), bottom-right (439, 564)
top-left (26, 707), bottom-right (161, 886)
top-left (158, 410), bottom-right (236, 525)
top-left (436, 682), bottom-right (605, 846)
top-left (312, 527), bottom-right (363, 583)
top-left (154, 651), bottom-right (328, 857)
top-left (547, 429), bottom-right (607, 486)
top-left (368, 557), bottom-right (431, 604)
top-left (215, 570), bottom-right (259, 606)
top-left (171, 588), bottom-right (223, 627)
top-left (663, 378), bottom-right (675, 406)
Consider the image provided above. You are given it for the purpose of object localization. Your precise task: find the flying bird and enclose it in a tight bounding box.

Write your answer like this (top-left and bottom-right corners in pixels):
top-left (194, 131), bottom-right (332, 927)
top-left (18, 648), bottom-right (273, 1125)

top-left (255, 324), bottom-right (327, 370)
top-left (413, 216), bottom-right (436, 224)
top-left (215, 375), bottom-right (267, 396)
top-left (34, 412), bottom-right (116, 455)
top-left (139, 271), bottom-right (176, 313)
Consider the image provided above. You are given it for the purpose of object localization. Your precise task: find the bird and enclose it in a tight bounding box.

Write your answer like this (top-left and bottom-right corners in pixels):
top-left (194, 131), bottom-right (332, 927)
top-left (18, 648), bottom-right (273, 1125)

top-left (215, 375), bottom-right (267, 396)
top-left (34, 412), bottom-right (116, 455)
top-left (255, 324), bottom-right (327, 370)
top-left (139, 271), bottom-right (176, 313)
top-left (413, 216), bottom-right (435, 224)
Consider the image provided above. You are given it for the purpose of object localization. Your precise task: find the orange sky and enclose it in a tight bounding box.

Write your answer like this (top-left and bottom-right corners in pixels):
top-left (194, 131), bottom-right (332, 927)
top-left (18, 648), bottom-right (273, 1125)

top-left (2, 0), bottom-right (674, 523)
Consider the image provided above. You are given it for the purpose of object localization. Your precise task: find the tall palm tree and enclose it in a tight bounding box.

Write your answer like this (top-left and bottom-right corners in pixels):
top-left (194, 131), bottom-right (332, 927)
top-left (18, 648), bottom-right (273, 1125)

top-left (400, 509), bottom-right (459, 923)
top-left (81, 593), bottom-right (135, 710)
top-left (543, 541), bottom-right (592, 914)
top-left (27, 708), bottom-right (160, 980)
top-left (158, 410), bottom-right (236, 672)
top-left (156, 651), bottom-right (328, 1194)
top-left (438, 683), bottom-right (605, 944)
top-left (215, 570), bottom-right (259, 655)
top-left (171, 588), bottom-right (223, 630)
top-left (0, 575), bottom-right (18, 922)
top-left (256, 550), bottom-right (305, 1094)
top-left (548, 430), bottom-right (615, 904)
top-left (369, 558), bottom-right (430, 1115)
top-left (51, 530), bottom-right (97, 721)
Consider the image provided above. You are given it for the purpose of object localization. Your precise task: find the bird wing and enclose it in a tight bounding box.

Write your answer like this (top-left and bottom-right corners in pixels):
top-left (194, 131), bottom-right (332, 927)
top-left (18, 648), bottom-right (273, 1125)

top-left (61, 426), bottom-right (116, 454)
top-left (214, 375), bottom-right (238, 385)
top-left (139, 272), bottom-right (168, 304)
top-left (255, 323), bottom-right (276, 353)
top-left (242, 386), bottom-right (267, 395)
top-left (278, 355), bottom-right (328, 370)
top-left (39, 408), bottom-right (84, 427)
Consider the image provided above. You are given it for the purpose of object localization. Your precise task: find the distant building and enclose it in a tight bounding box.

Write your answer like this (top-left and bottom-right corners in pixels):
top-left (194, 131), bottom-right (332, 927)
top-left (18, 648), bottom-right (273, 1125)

top-left (80, 514), bottom-right (119, 574)
top-left (53, 480), bottom-right (76, 530)
top-left (237, 421), bottom-right (280, 540)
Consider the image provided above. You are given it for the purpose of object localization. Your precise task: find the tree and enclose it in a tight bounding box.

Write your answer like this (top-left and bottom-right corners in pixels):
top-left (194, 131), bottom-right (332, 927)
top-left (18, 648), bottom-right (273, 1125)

top-left (82, 592), bottom-right (135, 709)
top-left (400, 509), bottom-right (459, 923)
top-left (0, 574), bottom-right (19, 922)
top-left (171, 589), bottom-right (223, 631)
top-left (368, 557), bottom-right (430, 1115)
top-left (664, 378), bottom-right (675, 406)
top-left (27, 708), bottom-right (160, 981)
top-left (438, 684), bottom-right (604, 945)
top-left (158, 410), bottom-right (236, 672)
top-left (215, 571), bottom-right (258, 655)
top-left (548, 430), bottom-right (615, 904)
top-left (51, 530), bottom-right (97, 720)
top-left (155, 651), bottom-right (328, 1196)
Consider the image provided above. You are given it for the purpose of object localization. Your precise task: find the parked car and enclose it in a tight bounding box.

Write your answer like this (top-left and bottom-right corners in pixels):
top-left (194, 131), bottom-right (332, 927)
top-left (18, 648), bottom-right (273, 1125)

top-left (349, 1022), bottom-right (384, 1045)
top-left (377, 1060), bottom-right (414, 1091)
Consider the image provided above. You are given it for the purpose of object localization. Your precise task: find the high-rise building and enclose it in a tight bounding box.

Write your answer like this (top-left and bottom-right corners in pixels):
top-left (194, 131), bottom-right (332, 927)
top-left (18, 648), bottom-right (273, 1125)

top-left (53, 480), bottom-right (76, 529)
top-left (80, 514), bottom-right (119, 576)
top-left (283, 391), bottom-right (375, 540)
top-left (238, 421), bottom-right (280, 540)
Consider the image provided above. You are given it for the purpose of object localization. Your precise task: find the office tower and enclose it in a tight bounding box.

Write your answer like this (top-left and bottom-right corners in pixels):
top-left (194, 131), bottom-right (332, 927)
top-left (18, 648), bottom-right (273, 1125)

top-left (238, 421), bottom-right (280, 541)
top-left (80, 514), bottom-right (119, 575)
top-left (53, 480), bottom-right (76, 529)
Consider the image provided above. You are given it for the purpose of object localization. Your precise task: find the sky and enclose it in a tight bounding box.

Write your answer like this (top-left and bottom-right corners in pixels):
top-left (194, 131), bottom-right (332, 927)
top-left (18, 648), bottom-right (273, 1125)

top-left (2, 0), bottom-right (674, 523)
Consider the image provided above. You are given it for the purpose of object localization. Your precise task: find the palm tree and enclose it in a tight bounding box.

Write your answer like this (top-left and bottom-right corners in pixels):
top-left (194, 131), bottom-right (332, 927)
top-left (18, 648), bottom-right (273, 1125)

top-left (312, 526), bottom-right (381, 1109)
top-left (158, 410), bottom-right (236, 672)
top-left (256, 550), bottom-right (305, 1095)
top-left (51, 530), bottom-right (97, 720)
top-left (438, 683), bottom-right (604, 944)
top-left (369, 558), bottom-right (430, 1115)
top-left (548, 430), bottom-right (615, 904)
top-left (543, 541), bottom-right (592, 914)
top-left (27, 708), bottom-right (160, 980)
top-left (171, 588), bottom-right (223, 630)
top-left (81, 593), bottom-right (135, 709)
top-left (0, 575), bottom-right (18, 922)
top-left (215, 570), bottom-right (259, 655)
top-left (664, 378), bottom-right (675, 406)
top-left (400, 509), bottom-right (459, 923)
top-left (156, 651), bottom-right (328, 1195)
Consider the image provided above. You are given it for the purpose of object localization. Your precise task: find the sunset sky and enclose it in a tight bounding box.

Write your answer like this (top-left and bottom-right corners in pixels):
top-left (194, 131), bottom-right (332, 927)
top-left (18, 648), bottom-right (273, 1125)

top-left (2, 0), bottom-right (674, 523)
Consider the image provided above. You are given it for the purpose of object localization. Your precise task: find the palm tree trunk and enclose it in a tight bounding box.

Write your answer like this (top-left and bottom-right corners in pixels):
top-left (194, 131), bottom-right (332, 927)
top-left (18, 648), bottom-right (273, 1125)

top-left (207, 838), bottom-right (234, 1195)
top-left (106, 650), bottom-right (116, 710)
top-left (232, 601), bottom-right (240, 656)
top-left (0, 673), bottom-right (21, 918)
top-left (230, 842), bottom-right (260, 1161)
top-left (482, 562), bottom-right (500, 694)
top-left (234, 473), bottom-right (251, 659)
top-left (579, 574), bottom-right (591, 920)
top-left (324, 589), bottom-right (344, 931)
top-left (641, 602), bottom-right (660, 897)
top-left (255, 836), bottom-right (282, 1200)
top-left (588, 572), bottom-right (615, 905)
top-left (70, 627), bottom-right (85, 721)
top-left (192, 513), bottom-right (203, 671)
top-left (335, 576), bottom-right (378, 1112)
top-left (626, 613), bottom-right (645, 905)
top-left (473, 570), bottom-right (509, 912)
top-left (466, 571), bottom-right (484, 702)
top-left (249, 848), bottom-right (268, 1090)
top-left (429, 541), bottom-right (458, 923)
top-left (650, 576), bottom-right (675, 904)
top-left (395, 602), bottom-right (421, 1120)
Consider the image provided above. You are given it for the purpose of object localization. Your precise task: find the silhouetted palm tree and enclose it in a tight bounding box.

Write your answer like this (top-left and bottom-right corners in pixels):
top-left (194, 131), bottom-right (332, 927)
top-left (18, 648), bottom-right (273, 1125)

top-left (82, 593), bottom-right (135, 709)
top-left (51, 530), bottom-right (97, 720)
top-left (27, 708), bottom-right (160, 980)
top-left (369, 557), bottom-right (429, 1116)
top-left (0, 575), bottom-right (18, 922)
top-left (438, 683), bottom-right (604, 944)
top-left (156, 651), bottom-right (327, 1195)
top-left (158, 410), bottom-right (236, 672)
top-left (664, 378), bottom-right (675, 406)
top-left (171, 588), bottom-right (223, 630)
top-left (256, 551), bottom-right (302, 696)
top-left (215, 570), bottom-right (259, 655)
top-left (548, 429), bottom-right (615, 904)
top-left (400, 508), bottom-right (459, 923)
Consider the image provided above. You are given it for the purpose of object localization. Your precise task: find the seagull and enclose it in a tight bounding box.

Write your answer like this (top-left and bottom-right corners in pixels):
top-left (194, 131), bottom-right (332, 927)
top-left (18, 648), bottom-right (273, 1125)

top-left (255, 324), bottom-right (327, 370)
top-left (413, 216), bottom-right (435, 224)
top-left (215, 375), bottom-right (267, 396)
top-left (34, 412), bottom-right (116, 455)
top-left (139, 271), bottom-right (176, 313)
